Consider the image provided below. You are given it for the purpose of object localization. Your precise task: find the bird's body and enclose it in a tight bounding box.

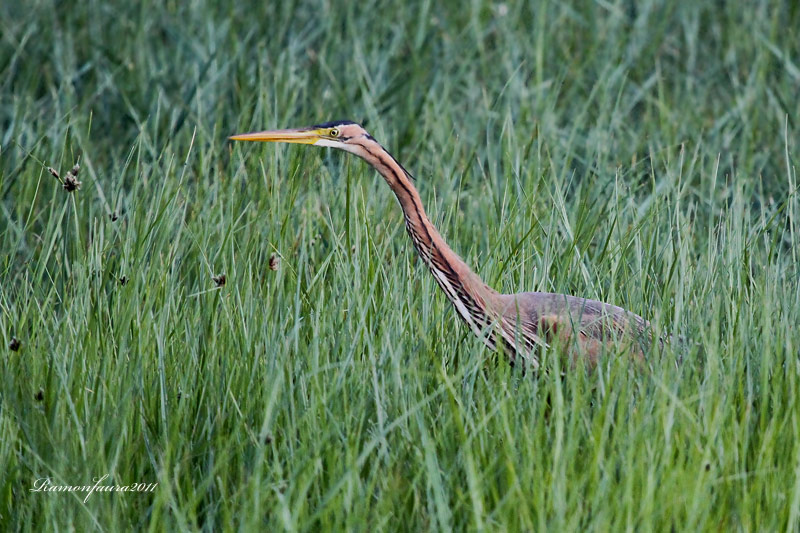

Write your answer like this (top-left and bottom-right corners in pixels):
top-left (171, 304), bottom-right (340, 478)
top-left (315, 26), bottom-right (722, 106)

top-left (231, 121), bottom-right (650, 369)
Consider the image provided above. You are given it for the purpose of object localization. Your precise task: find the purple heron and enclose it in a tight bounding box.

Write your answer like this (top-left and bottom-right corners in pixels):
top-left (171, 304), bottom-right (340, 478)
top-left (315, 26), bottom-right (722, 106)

top-left (230, 121), bottom-right (650, 369)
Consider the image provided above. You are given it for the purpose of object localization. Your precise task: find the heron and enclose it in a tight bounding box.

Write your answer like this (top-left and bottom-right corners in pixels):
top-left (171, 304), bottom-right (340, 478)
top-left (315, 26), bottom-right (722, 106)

top-left (230, 120), bottom-right (650, 369)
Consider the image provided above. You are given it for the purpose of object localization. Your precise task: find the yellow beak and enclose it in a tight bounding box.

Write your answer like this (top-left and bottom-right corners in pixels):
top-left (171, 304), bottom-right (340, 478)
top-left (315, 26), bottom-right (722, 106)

top-left (228, 127), bottom-right (326, 144)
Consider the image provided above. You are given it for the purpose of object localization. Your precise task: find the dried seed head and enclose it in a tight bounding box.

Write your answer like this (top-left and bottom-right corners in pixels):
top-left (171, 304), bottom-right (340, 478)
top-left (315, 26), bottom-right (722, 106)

top-left (62, 173), bottom-right (81, 192)
top-left (268, 254), bottom-right (280, 271)
top-left (49, 163), bottom-right (82, 192)
top-left (9, 337), bottom-right (21, 351)
top-left (213, 274), bottom-right (226, 287)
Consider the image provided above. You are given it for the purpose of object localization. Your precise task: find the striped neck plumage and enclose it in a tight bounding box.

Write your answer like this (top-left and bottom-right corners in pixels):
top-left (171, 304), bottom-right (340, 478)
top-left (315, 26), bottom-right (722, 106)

top-left (347, 135), bottom-right (500, 346)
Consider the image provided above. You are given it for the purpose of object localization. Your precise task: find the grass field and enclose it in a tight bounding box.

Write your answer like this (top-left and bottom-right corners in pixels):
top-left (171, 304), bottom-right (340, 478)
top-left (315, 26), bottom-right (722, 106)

top-left (2, 0), bottom-right (800, 530)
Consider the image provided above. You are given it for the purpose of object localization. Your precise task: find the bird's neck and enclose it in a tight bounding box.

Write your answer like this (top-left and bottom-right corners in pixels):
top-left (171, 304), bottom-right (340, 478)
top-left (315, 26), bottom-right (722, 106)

top-left (352, 139), bottom-right (501, 339)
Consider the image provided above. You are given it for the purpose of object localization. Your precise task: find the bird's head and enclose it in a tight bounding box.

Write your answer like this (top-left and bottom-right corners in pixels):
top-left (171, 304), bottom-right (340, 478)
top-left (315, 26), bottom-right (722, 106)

top-left (229, 120), bottom-right (372, 155)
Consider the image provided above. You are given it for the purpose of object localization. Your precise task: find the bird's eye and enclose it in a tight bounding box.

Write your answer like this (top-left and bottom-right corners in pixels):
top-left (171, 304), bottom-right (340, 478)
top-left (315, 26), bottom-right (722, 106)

top-left (330, 128), bottom-right (340, 137)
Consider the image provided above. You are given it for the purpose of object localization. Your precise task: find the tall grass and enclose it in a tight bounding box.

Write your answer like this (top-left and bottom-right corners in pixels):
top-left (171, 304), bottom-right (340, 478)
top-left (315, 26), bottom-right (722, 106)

top-left (1, 0), bottom-right (799, 530)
